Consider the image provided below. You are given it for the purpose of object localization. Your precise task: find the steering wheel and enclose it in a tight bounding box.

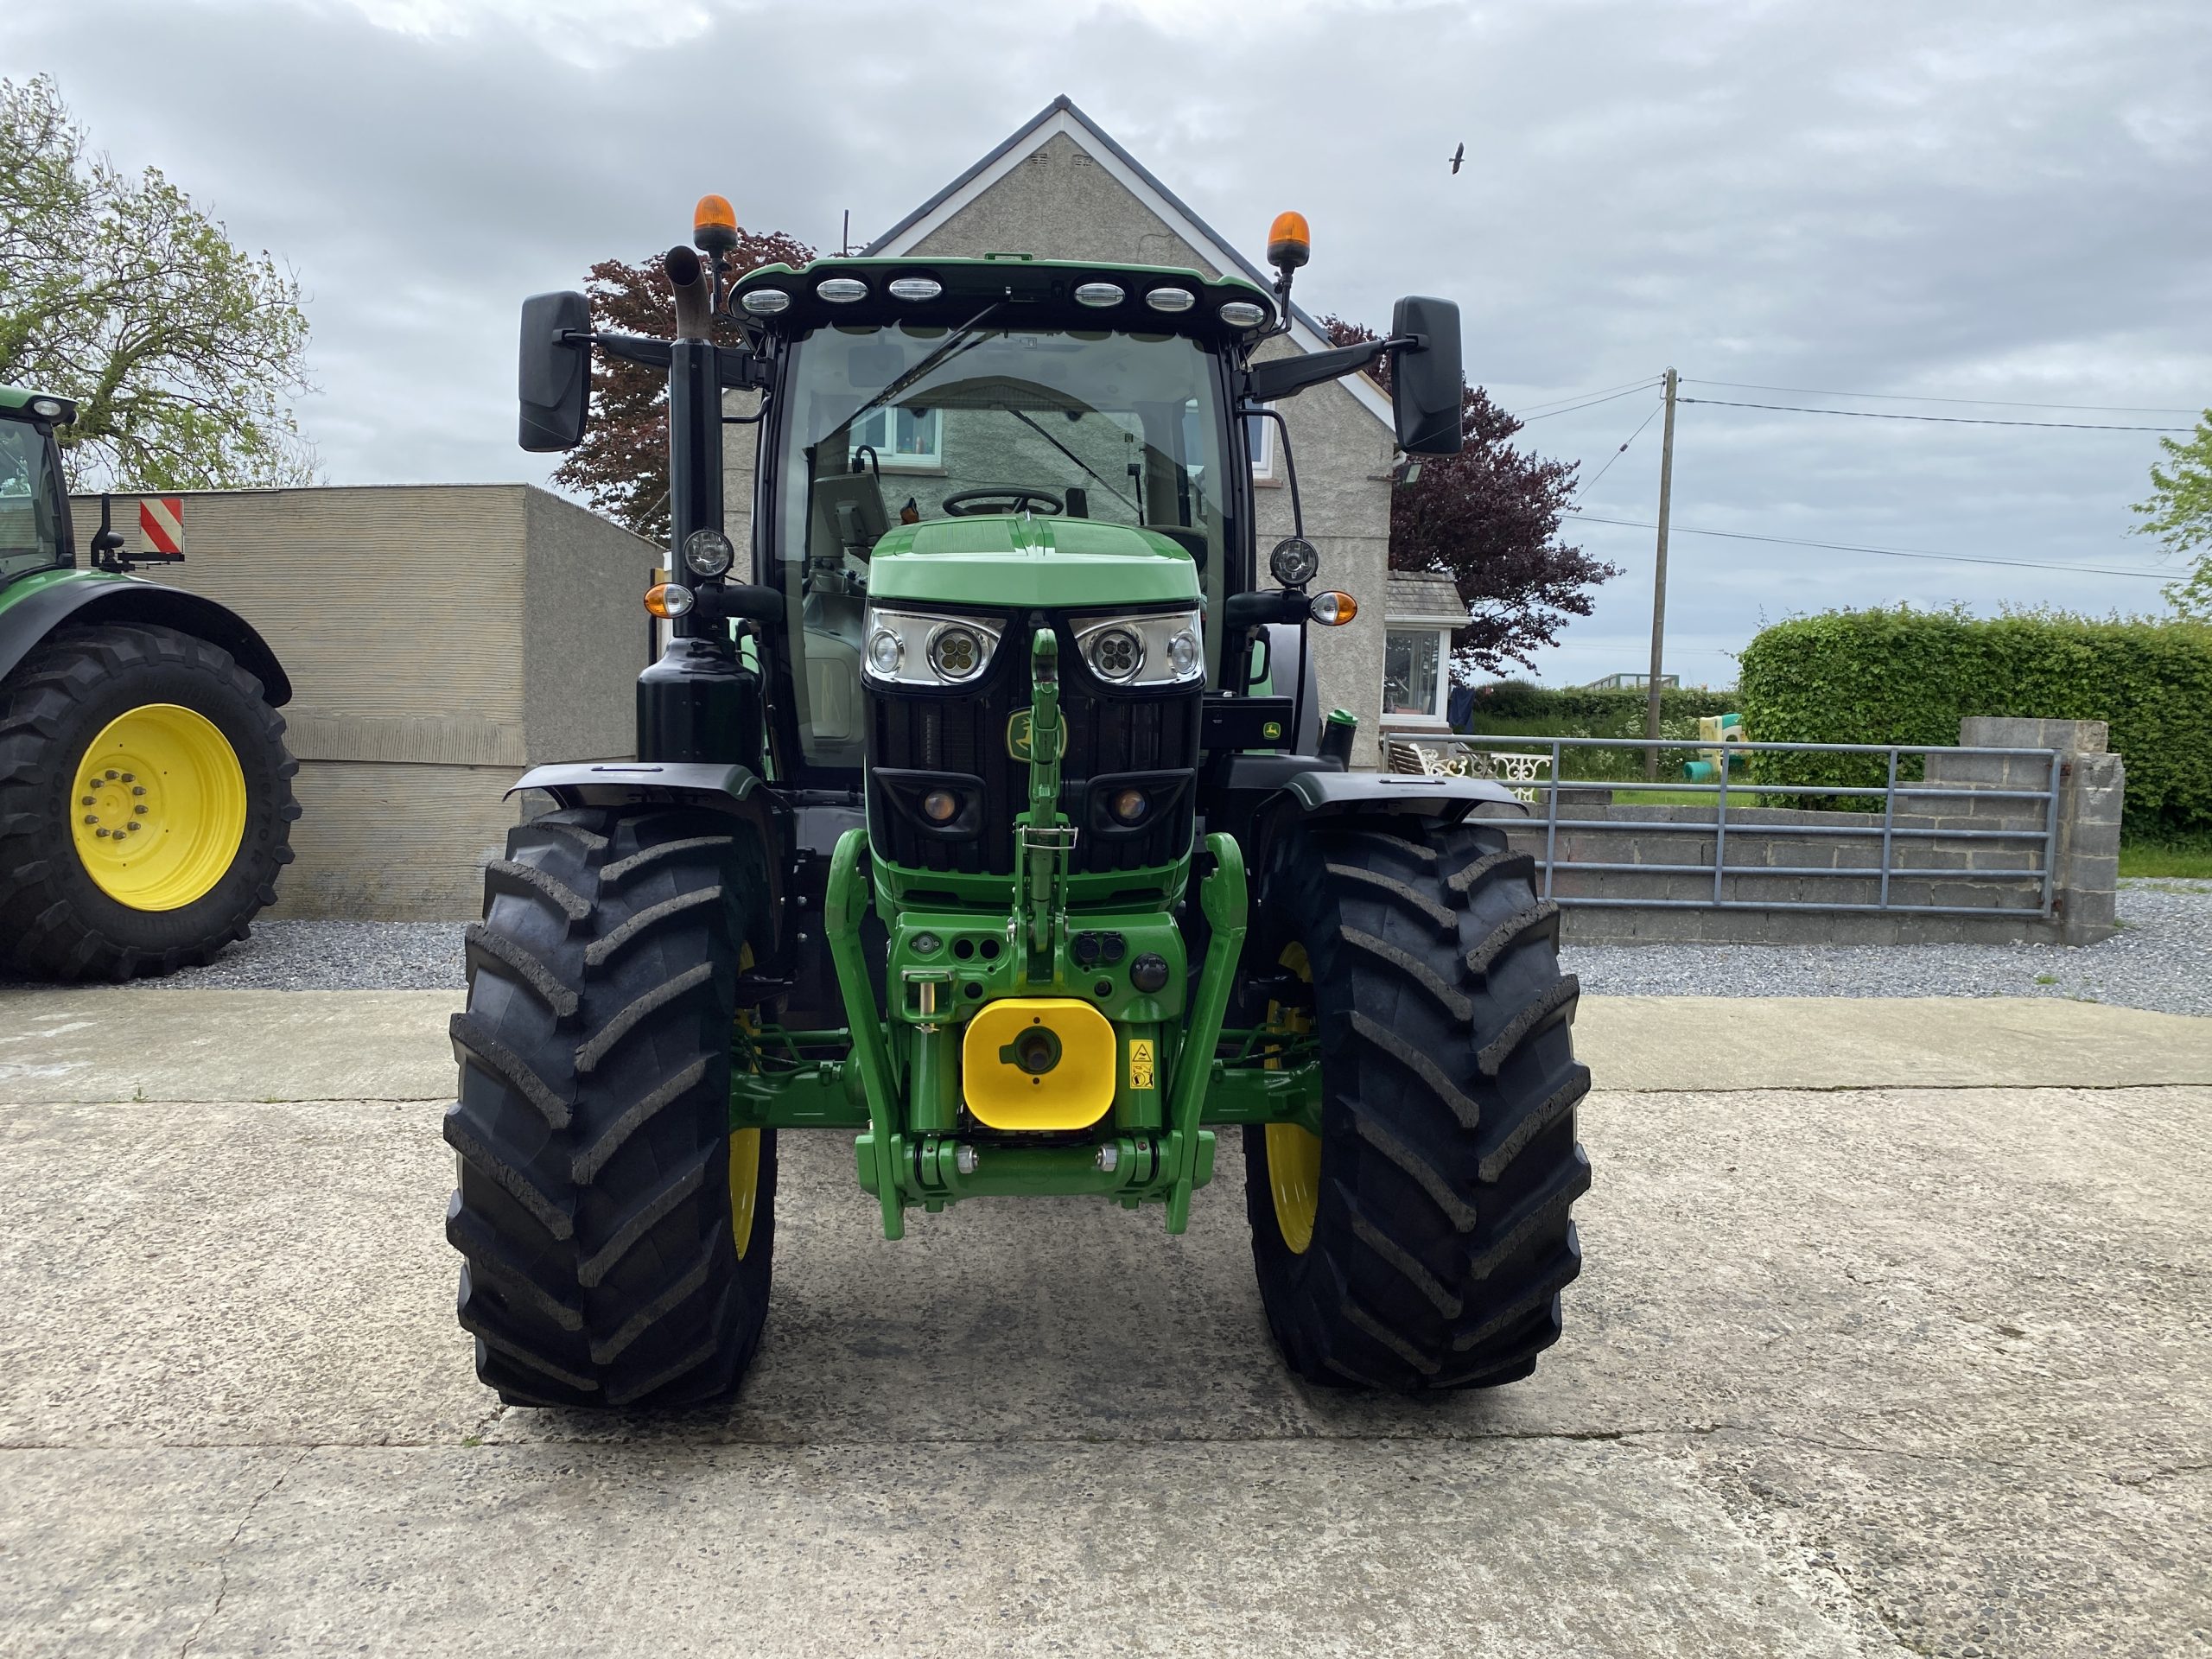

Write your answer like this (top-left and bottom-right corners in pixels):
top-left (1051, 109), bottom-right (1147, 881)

top-left (941, 486), bottom-right (1065, 518)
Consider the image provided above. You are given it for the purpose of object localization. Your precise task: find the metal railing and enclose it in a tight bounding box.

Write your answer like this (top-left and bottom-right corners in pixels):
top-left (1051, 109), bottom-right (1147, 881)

top-left (1383, 731), bottom-right (2063, 918)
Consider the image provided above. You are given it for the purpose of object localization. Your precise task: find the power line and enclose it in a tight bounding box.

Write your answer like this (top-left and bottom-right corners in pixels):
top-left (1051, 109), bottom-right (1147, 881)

top-left (1567, 512), bottom-right (2172, 580)
top-left (1516, 382), bottom-right (1665, 423)
top-left (1512, 374), bottom-right (1663, 417)
top-left (1687, 378), bottom-right (2203, 417)
top-left (1678, 397), bottom-right (2191, 433)
top-left (1577, 400), bottom-right (1663, 495)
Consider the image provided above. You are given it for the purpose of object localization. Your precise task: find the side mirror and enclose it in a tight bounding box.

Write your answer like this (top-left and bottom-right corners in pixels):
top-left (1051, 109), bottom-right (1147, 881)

top-left (518, 291), bottom-right (591, 453)
top-left (1389, 295), bottom-right (1464, 456)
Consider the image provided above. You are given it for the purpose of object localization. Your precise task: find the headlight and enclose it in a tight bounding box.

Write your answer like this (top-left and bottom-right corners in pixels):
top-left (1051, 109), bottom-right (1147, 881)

top-left (683, 527), bottom-right (734, 577)
top-left (1072, 608), bottom-right (1205, 688)
top-left (861, 607), bottom-right (1003, 686)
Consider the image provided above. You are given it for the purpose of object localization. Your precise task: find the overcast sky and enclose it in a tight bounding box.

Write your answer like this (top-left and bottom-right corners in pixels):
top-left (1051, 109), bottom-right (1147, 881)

top-left (7, 0), bottom-right (2208, 686)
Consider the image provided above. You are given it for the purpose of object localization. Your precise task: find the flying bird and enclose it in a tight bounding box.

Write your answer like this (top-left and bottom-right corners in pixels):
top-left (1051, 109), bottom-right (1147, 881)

top-left (1449, 142), bottom-right (1465, 175)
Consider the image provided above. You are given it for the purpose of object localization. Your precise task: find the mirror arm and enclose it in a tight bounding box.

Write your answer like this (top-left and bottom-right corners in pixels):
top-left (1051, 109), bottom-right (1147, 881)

top-left (579, 330), bottom-right (671, 370)
top-left (1239, 334), bottom-right (1418, 404)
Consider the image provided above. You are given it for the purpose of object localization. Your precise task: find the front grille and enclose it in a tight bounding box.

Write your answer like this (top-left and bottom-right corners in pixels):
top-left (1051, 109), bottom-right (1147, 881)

top-left (866, 620), bottom-right (1200, 877)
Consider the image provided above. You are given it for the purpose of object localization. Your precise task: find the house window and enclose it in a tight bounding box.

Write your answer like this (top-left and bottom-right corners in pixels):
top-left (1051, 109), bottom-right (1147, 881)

top-left (1244, 404), bottom-right (1275, 480)
top-left (850, 406), bottom-right (942, 470)
top-left (1384, 627), bottom-right (1450, 722)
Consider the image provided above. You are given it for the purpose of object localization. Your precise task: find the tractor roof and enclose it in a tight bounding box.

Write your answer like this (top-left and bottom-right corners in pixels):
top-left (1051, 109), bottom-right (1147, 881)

top-left (729, 256), bottom-right (1277, 345)
top-left (0, 385), bottom-right (78, 424)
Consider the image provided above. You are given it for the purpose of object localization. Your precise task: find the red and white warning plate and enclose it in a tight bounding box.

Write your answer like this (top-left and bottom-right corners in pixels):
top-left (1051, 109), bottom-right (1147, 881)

top-left (138, 496), bottom-right (185, 556)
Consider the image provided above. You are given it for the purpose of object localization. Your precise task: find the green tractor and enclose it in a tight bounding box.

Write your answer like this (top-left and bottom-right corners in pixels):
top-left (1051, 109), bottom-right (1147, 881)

top-left (0, 388), bottom-right (297, 980)
top-left (448, 200), bottom-right (1588, 1404)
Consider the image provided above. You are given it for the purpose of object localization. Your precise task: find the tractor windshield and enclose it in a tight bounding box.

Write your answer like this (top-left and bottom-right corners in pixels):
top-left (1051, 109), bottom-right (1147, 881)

top-left (0, 417), bottom-right (65, 583)
top-left (772, 324), bottom-right (1229, 769)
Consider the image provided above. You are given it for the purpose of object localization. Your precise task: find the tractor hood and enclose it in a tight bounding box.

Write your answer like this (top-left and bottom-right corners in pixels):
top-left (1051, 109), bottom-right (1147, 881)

top-left (866, 516), bottom-right (1201, 609)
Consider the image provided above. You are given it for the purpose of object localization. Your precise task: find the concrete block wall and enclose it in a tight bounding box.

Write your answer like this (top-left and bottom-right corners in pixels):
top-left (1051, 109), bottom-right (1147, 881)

top-left (1500, 718), bottom-right (2124, 946)
top-left (73, 484), bottom-right (656, 918)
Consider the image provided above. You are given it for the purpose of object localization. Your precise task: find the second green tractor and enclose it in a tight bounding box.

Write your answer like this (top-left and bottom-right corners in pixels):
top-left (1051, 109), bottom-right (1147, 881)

top-left (447, 200), bottom-right (1590, 1406)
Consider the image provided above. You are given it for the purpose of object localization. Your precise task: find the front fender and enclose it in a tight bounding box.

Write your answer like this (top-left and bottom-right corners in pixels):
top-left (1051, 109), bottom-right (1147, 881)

top-left (1283, 767), bottom-right (1528, 823)
top-left (505, 759), bottom-right (762, 812)
top-left (0, 569), bottom-right (293, 705)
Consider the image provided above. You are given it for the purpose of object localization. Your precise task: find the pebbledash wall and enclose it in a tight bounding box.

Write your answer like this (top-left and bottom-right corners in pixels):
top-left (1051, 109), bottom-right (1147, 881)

top-left (69, 485), bottom-right (653, 918)
top-left (1507, 718), bottom-right (2124, 947)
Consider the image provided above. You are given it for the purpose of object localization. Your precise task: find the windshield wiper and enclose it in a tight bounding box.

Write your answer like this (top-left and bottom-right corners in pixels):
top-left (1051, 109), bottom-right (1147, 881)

top-left (833, 301), bottom-right (1003, 440)
top-left (1006, 407), bottom-right (1141, 516)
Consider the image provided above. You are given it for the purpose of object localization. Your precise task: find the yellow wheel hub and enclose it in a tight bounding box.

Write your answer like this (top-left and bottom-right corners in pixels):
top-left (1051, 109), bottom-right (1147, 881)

top-left (1265, 942), bottom-right (1322, 1255)
top-left (70, 703), bottom-right (247, 912)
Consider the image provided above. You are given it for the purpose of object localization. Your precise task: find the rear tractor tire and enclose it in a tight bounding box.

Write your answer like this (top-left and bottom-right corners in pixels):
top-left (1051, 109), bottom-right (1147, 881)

top-left (1242, 817), bottom-right (1591, 1391)
top-left (0, 622), bottom-right (297, 982)
top-left (443, 806), bottom-right (776, 1408)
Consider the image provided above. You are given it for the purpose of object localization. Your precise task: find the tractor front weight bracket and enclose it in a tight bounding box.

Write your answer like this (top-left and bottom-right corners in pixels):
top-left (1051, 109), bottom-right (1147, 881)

top-left (826, 826), bottom-right (906, 1240)
top-left (1162, 832), bottom-right (1247, 1233)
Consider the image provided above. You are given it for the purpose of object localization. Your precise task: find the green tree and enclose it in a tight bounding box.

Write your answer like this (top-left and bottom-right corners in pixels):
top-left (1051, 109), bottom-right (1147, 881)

top-left (0, 74), bottom-right (314, 490)
top-left (2133, 410), bottom-right (2212, 620)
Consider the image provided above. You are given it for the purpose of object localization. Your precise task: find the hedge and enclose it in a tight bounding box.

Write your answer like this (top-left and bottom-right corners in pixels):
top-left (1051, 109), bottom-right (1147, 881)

top-left (1736, 607), bottom-right (2212, 833)
top-left (1462, 680), bottom-right (1738, 734)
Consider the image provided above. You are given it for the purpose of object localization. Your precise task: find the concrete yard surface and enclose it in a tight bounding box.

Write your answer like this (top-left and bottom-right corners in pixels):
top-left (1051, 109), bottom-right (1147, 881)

top-left (1, 989), bottom-right (2208, 1655)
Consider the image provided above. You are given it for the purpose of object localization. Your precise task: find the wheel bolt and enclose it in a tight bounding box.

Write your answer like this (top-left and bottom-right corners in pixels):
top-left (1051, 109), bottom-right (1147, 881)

top-left (132, 786), bottom-right (146, 797)
top-left (80, 796), bottom-right (94, 806)
top-left (120, 772), bottom-right (134, 783)
top-left (95, 828), bottom-right (110, 838)
top-left (133, 805), bottom-right (147, 816)
top-left (83, 815), bottom-right (97, 825)
top-left (126, 823), bottom-right (141, 833)
top-left (105, 769), bottom-right (118, 779)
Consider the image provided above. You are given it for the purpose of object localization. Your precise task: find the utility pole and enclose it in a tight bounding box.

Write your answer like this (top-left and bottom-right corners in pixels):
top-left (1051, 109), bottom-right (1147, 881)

top-left (1644, 366), bottom-right (1679, 781)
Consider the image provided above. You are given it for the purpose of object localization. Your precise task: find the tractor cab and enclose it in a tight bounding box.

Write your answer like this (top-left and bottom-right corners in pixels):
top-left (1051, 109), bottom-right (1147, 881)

top-left (733, 256), bottom-right (1269, 783)
top-left (0, 389), bottom-right (76, 586)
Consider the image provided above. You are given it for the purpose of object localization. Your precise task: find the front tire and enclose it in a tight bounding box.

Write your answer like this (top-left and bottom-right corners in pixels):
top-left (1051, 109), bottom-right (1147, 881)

top-left (1242, 817), bottom-right (1592, 1391)
top-left (443, 806), bottom-right (776, 1408)
top-left (0, 622), bottom-right (297, 981)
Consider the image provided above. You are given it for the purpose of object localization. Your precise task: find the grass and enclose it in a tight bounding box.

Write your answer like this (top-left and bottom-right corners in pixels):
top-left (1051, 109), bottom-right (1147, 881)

top-left (2120, 831), bottom-right (2212, 879)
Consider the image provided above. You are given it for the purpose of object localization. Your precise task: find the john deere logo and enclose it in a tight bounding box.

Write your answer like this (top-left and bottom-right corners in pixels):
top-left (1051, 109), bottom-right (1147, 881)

top-left (1262, 721), bottom-right (1283, 741)
top-left (1007, 709), bottom-right (1065, 763)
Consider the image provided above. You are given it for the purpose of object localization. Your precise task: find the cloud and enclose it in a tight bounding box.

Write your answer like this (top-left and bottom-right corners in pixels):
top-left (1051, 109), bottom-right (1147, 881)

top-left (4, 0), bottom-right (2206, 683)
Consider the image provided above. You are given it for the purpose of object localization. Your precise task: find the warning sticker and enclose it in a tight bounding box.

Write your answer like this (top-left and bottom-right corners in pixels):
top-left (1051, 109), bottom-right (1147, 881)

top-left (1128, 1038), bottom-right (1155, 1091)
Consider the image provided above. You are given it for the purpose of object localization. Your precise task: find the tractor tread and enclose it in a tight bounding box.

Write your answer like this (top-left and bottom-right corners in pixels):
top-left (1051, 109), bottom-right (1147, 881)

top-left (571, 1056), bottom-right (711, 1185)
top-left (1347, 1010), bottom-right (1482, 1130)
top-left (1445, 848), bottom-right (1537, 897)
top-left (464, 922), bottom-right (580, 1020)
top-left (602, 835), bottom-right (734, 886)
top-left (1478, 1066), bottom-right (1590, 1182)
top-left (1321, 862), bottom-right (1456, 932)
top-left (576, 1138), bottom-right (715, 1285)
top-left (442, 1109), bottom-right (573, 1240)
top-left (589, 1225), bottom-right (727, 1364)
top-left (1475, 976), bottom-right (1580, 1077)
top-left (448, 1012), bottom-right (572, 1128)
top-left (1242, 817), bottom-right (1589, 1394)
top-left (484, 858), bottom-right (591, 924)
top-left (575, 963), bottom-right (715, 1076)
top-left (443, 806), bottom-right (773, 1411)
top-left (1463, 900), bottom-right (1562, 978)
top-left (584, 887), bottom-right (724, 969)
top-left (1338, 926), bottom-right (1474, 1022)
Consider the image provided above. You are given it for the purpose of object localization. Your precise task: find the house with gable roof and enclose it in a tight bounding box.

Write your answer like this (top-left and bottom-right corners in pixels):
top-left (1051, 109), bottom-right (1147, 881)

top-left (727, 95), bottom-right (1429, 750)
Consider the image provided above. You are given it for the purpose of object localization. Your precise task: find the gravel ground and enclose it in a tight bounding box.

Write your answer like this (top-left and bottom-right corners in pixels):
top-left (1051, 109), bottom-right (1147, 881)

top-left (1566, 878), bottom-right (2212, 1017)
top-left (8, 880), bottom-right (2208, 1014)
